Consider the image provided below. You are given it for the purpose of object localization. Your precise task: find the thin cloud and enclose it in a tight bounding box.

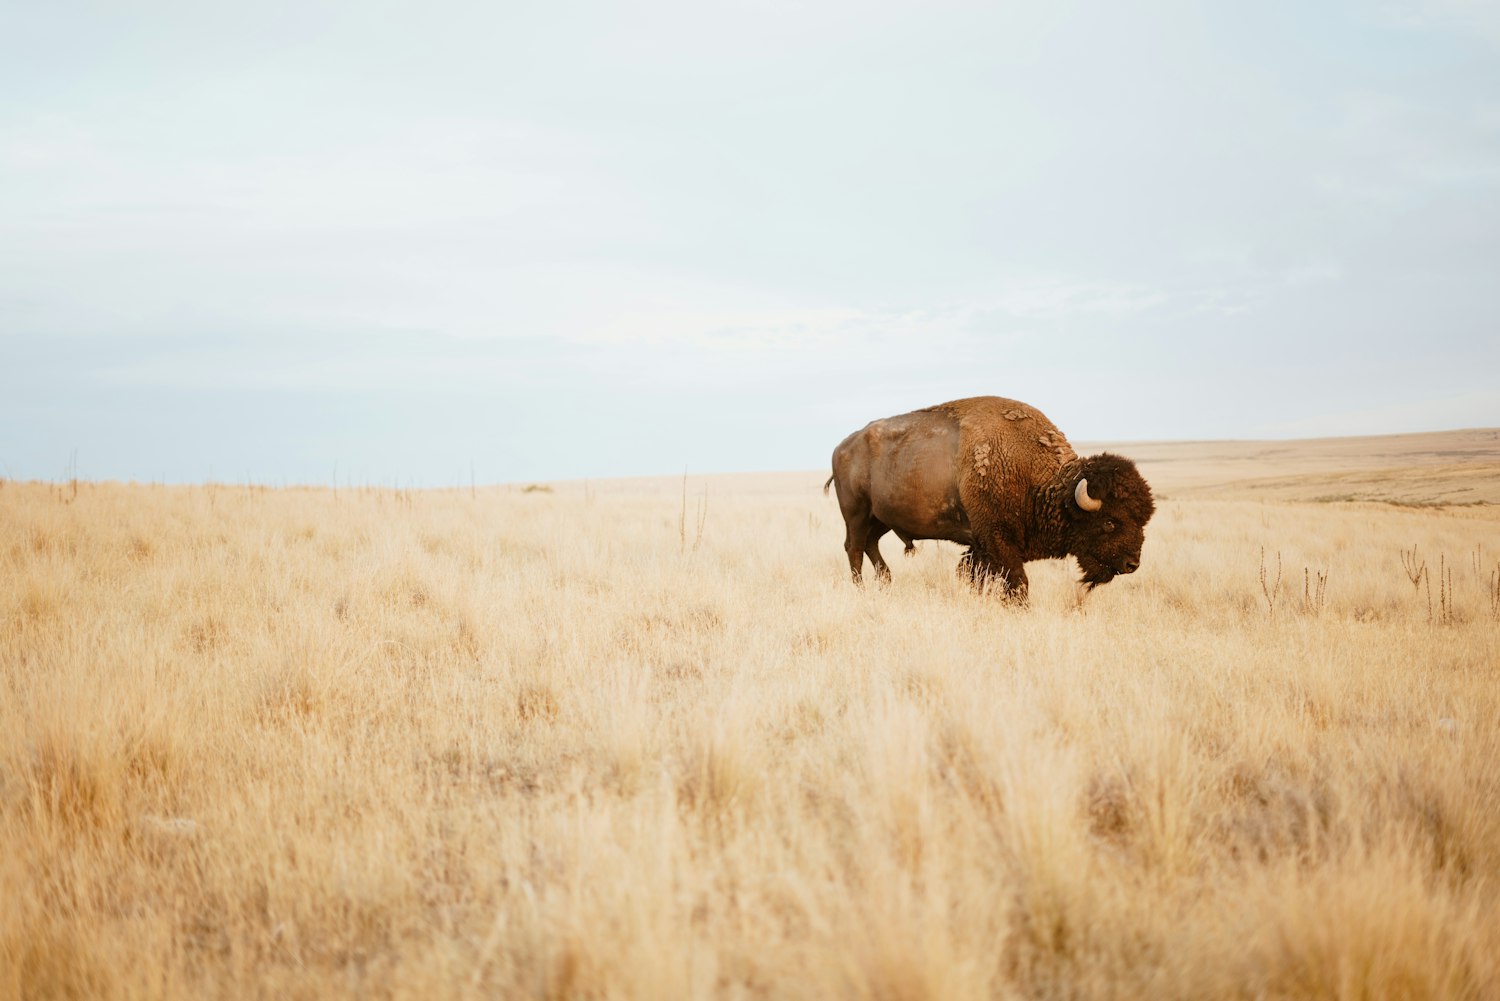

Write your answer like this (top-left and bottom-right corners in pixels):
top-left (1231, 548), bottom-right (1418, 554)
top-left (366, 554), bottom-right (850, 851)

top-left (2, 1), bottom-right (1496, 482)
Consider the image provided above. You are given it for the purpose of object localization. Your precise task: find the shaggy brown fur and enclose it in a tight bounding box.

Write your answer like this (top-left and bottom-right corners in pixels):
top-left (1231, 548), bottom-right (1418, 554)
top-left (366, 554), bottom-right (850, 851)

top-left (824, 396), bottom-right (1155, 598)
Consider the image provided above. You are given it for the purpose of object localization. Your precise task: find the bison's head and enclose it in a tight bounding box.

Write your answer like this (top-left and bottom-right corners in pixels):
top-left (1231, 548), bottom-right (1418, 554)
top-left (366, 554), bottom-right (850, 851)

top-left (1064, 453), bottom-right (1155, 589)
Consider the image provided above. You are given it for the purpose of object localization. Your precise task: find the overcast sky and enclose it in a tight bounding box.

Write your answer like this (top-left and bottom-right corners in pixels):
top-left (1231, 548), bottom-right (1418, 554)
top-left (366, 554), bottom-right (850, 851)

top-left (3, 1), bottom-right (1498, 485)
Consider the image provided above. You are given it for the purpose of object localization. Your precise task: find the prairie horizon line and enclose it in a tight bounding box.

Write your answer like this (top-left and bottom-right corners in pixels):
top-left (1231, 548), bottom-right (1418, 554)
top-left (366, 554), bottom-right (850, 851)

top-left (11, 425), bottom-right (1498, 493)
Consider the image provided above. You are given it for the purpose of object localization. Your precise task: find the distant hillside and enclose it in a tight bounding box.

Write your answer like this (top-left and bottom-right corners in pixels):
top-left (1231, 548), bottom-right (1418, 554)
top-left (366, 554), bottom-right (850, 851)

top-left (1078, 428), bottom-right (1500, 506)
top-left (527, 428), bottom-right (1500, 507)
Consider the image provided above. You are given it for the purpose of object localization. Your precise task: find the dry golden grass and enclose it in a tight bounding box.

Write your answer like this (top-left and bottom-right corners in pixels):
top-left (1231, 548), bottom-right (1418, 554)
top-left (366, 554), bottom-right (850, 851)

top-left (4, 445), bottom-right (1500, 999)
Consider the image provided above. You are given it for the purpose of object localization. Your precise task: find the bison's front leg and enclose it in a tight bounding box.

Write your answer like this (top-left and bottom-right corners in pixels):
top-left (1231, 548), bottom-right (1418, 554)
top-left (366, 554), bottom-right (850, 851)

top-left (958, 542), bottom-right (1029, 604)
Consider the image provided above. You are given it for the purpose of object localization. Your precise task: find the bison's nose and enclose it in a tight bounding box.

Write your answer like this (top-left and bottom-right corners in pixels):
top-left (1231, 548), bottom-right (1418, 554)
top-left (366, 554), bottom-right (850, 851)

top-left (1122, 558), bottom-right (1139, 574)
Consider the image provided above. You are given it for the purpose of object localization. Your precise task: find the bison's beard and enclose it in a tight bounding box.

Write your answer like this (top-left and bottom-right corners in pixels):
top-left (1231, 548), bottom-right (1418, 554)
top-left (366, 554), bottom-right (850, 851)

top-left (1075, 557), bottom-right (1117, 590)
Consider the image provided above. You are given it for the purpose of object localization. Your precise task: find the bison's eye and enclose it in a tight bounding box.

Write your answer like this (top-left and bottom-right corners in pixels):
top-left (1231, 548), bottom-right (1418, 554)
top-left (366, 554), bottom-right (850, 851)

top-left (1102, 518), bottom-right (1116, 533)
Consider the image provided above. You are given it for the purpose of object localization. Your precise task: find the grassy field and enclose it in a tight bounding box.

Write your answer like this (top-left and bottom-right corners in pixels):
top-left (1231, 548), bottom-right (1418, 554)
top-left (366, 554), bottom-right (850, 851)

top-left (4, 432), bottom-right (1500, 1000)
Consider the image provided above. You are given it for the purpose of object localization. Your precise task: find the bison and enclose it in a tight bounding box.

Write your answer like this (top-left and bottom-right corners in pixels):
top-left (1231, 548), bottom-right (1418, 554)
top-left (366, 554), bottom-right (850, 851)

top-left (824, 396), bottom-right (1154, 600)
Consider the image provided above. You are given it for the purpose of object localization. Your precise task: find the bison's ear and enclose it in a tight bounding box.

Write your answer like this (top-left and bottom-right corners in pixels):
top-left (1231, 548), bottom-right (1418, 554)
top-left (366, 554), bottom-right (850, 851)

top-left (1074, 478), bottom-right (1103, 512)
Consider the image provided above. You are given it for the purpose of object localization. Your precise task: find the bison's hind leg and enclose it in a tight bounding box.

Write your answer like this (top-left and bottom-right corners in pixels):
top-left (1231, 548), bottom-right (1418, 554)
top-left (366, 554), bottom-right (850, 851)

top-left (833, 481), bottom-right (873, 585)
top-left (843, 526), bottom-right (866, 584)
top-left (863, 518), bottom-right (894, 584)
top-left (833, 486), bottom-right (894, 587)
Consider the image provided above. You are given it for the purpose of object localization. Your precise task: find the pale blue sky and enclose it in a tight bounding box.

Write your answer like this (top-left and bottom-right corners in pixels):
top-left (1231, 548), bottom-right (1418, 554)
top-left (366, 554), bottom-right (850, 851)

top-left (3, 1), bottom-right (1498, 485)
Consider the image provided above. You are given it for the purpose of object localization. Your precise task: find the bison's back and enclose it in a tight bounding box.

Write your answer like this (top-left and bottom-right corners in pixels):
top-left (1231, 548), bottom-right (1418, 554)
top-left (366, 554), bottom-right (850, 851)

top-left (828, 396), bottom-right (1079, 548)
top-left (923, 396), bottom-right (1077, 490)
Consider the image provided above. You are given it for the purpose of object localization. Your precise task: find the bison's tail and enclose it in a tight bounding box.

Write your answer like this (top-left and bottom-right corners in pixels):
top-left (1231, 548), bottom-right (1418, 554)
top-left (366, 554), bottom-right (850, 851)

top-left (823, 474), bottom-right (834, 496)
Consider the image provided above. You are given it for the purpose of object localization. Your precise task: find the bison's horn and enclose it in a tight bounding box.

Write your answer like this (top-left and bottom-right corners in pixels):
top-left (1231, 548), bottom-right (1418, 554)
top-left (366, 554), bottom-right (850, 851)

top-left (1075, 478), bottom-right (1103, 512)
